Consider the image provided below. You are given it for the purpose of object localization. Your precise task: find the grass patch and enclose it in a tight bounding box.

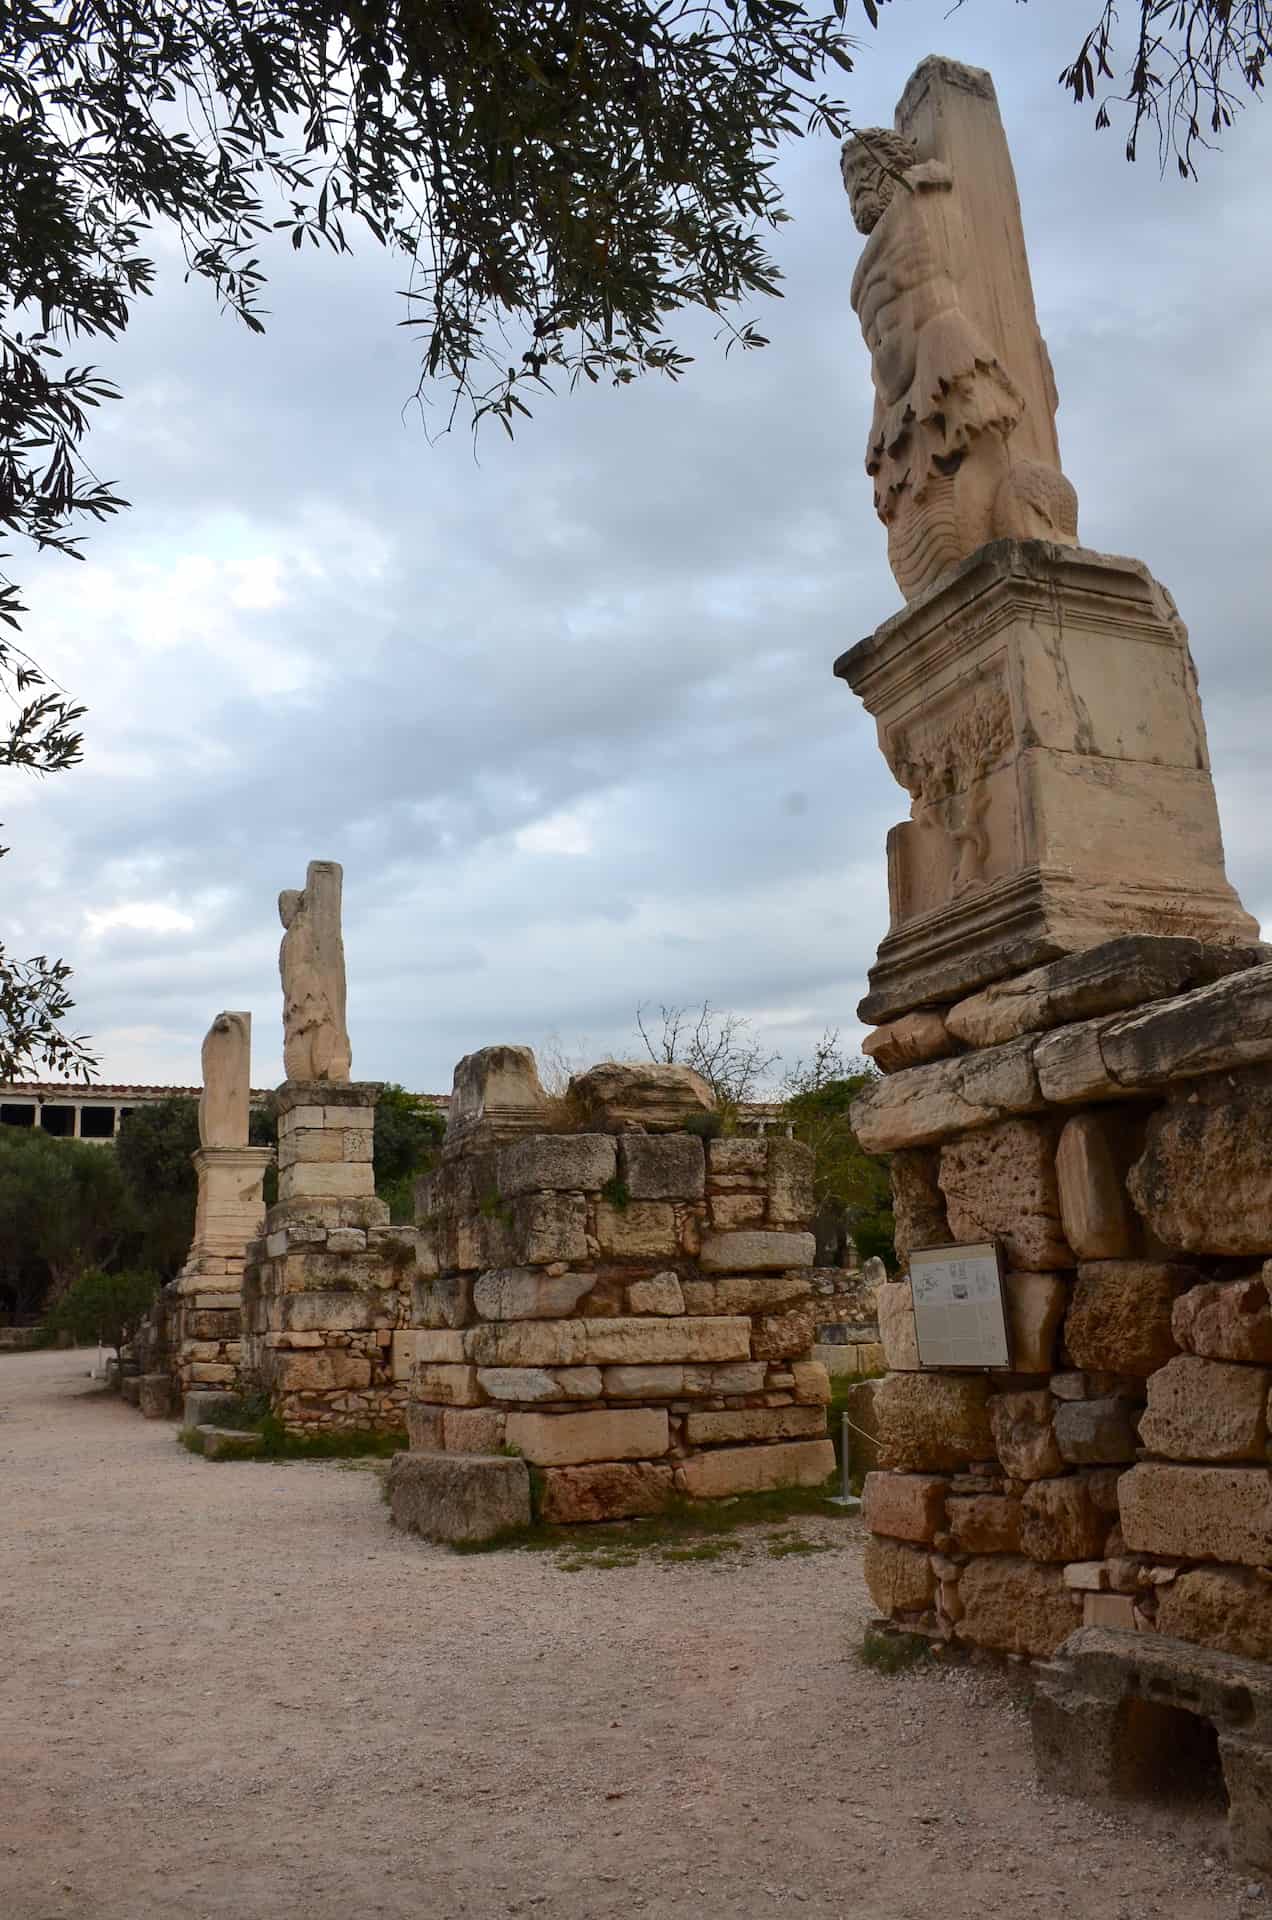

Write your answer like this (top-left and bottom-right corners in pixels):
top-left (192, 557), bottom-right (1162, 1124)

top-left (767, 1536), bottom-right (833, 1559)
top-left (859, 1625), bottom-right (932, 1675)
top-left (186, 1402), bottom-right (408, 1464)
top-left (446, 1477), bottom-right (850, 1559)
top-left (659, 1540), bottom-right (737, 1564)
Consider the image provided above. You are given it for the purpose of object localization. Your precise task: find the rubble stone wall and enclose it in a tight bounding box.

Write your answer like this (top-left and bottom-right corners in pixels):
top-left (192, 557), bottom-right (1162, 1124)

top-left (854, 937), bottom-right (1272, 1664)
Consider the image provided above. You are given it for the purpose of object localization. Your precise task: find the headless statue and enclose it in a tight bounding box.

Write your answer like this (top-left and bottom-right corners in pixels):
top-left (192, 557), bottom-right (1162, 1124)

top-left (199, 1011), bottom-right (252, 1149)
top-left (842, 105), bottom-right (1079, 601)
top-left (278, 860), bottom-right (352, 1084)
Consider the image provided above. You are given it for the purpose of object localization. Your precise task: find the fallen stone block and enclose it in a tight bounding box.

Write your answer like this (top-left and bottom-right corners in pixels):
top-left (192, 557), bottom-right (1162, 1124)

top-left (1119, 1461), bottom-right (1272, 1567)
top-left (504, 1407), bottom-right (669, 1466)
top-left (862, 1471), bottom-right (947, 1544)
top-left (568, 1061), bottom-right (715, 1132)
top-left (538, 1462), bottom-right (675, 1524)
top-left (673, 1437), bottom-right (835, 1499)
top-left (197, 1424), bottom-right (263, 1461)
top-left (387, 1451), bottom-right (531, 1545)
top-left (1138, 1355), bottom-right (1270, 1462)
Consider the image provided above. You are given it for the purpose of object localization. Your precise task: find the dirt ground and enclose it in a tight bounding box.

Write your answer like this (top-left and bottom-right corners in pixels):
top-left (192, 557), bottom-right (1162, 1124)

top-left (0, 1348), bottom-right (1265, 1920)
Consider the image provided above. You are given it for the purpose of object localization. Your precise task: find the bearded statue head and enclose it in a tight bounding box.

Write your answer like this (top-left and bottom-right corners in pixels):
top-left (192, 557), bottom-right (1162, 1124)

top-left (840, 128), bottom-right (919, 234)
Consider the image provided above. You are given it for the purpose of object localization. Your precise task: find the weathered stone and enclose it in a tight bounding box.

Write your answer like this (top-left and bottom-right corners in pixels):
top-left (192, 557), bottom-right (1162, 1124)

top-left (947, 1493), bottom-right (1022, 1554)
top-left (850, 1040), bottom-right (1042, 1154)
top-left (1119, 1462), bottom-right (1272, 1567)
top-left (989, 1389), bottom-right (1063, 1480)
top-left (538, 1461), bottom-right (675, 1523)
top-left (617, 1133), bottom-right (705, 1201)
top-left (1100, 961), bottom-right (1272, 1089)
top-left (411, 1362), bottom-right (484, 1407)
top-left (198, 1424), bottom-right (263, 1460)
top-left (862, 1471), bottom-right (947, 1543)
top-left (409, 1330), bottom-right (466, 1364)
top-left (627, 1272), bottom-right (685, 1316)
top-left (1174, 1273), bottom-right (1272, 1363)
top-left (1055, 1112), bottom-right (1138, 1261)
top-left (1020, 1477), bottom-right (1109, 1562)
top-left (957, 1557), bottom-right (1077, 1656)
top-left (1053, 1397), bottom-right (1139, 1466)
top-left (138, 1373), bottom-right (175, 1419)
top-left (182, 1389), bottom-right (238, 1429)
top-left (708, 1139), bottom-right (767, 1178)
top-left (684, 1406), bottom-right (826, 1446)
top-left (388, 1450), bottom-right (531, 1544)
top-left (568, 1061), bottom-right (715, 1133)
top-left (940, 1119), bottom-right (1071, 1270)
top-left (442, 1408), bottom-right (508, 1453)
top-left (890, 1148), bottom-right (948, 1265)
top-left (1002, 1270), bottom-right (1067, 1373)
top-left (862, 1011), bottom-right (956, 1073)
top-left (1066, 1260), bottom-right (1190, 1377)
top-left (1033, 1019), bottom-right (1124, 1106)
top-left (876, 1277), bottom-right (920, 1370)
top-left (750, 1309), bottom-right (816, 1361)
top-left (406, 1403), bottom-right (444, 1450)
top-left (1156, 1566), bottom-right (1272, 1660)
top-left (947, 937), bottom-right (1244, 1050)
top-left (504, 1407), bottom-right (669, 1466)
top-left (699, 1231), bottom-right (815, 1273)
top-left (465, 1314), bottom-right (750, 1369)
top-left (496, 1133), bottom-right (616, 1196)
top-left (268, 1349), bottom-right (371, 1392)
top-left (472, 1267), bottom-right (595, 1321)
top-left (862, 1537), bottom-right (936, 1614)
top-left (1138, 1355), bottom-right (1270, 1462)
top-left (765, 1138), bottom-right (815, 1226)
top-left (708, 1192), bottom-right (766, 1229)
top-left (875, 1371), bottom-right (994, 1471)
top-left (844, 1377), bottom-right (882, 1476)
top-left (280, 1290), bottom-right (390, 1333)
top-left (445, 1044), bottom-right (548, 1149)
top-left (680, 1274), bottom-right (811, 1316)
top-left (511, 1191), bottom-right (589, 1266)
top-left (476, 1366), bottom-right (571, 1403)
top-left (791, 1360), bottom-right (831, 1405)
top-left (602, 1365), bottom-right (684, 1398)
top-left (1128, 1076), bottom-right (1272, 1256)
top-left (683, 1361), bottom-right (767, 1395)
top-left (674, 1437), bottom-right (835, 1499)
top-left (595, 1199), bottom-right (678, 1260)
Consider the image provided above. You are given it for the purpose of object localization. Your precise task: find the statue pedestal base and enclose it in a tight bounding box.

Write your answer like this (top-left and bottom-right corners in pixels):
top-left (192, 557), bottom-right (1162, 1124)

top-left (173, 1144), bottom-right (272, 1396)
top-left (836, 540), bottom-right (1259, 1024)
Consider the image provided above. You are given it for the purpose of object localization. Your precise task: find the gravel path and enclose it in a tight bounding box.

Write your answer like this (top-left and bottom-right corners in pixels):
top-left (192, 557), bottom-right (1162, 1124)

top-left (0, 1348), bottom-right (1263, 1920)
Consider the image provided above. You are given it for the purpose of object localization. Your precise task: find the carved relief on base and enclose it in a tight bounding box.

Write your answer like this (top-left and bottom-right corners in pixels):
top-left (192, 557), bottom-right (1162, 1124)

top-left (884, 665), bottom-right (1016, 922)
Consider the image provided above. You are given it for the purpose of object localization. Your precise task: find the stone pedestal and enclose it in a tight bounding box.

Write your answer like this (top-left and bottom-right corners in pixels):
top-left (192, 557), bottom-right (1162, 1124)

top-left (835, 541), bottom-right (1258, 1023)
top-left (171, 1144), bottom-right (272, 1396)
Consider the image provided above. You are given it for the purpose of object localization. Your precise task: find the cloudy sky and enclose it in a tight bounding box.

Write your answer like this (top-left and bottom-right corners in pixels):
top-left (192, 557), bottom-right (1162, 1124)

top-left (5, 1), bottom-right (1272, 1095)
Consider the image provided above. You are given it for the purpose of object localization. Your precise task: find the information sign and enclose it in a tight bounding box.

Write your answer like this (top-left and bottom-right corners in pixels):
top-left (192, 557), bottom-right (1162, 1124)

top-left (909, 1241), bottom-right (1009, 1370)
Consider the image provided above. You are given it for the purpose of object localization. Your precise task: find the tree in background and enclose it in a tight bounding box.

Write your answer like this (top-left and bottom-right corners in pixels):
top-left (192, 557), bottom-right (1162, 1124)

top-left (635, 1002), bottom-right (780, 1115)
top-left (115, 1094), bottom-right (278, 1279)
top-left (373, 1085), bottom-right (446, 1224)
top-left (0, 1128), bottom-right (133, 1310)
top-left (781, 1034), bottom-right (894, 1270)
top-left (45, 1266), bottom-right (158, 1355)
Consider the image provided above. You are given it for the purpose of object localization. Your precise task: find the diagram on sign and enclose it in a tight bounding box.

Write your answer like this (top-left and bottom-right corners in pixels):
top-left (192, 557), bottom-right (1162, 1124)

top-left (909, 1242), bottom-right (1009, 1370)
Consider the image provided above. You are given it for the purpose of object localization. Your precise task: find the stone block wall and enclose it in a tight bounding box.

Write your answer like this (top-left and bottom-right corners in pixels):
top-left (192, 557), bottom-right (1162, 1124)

top-left (810, 1264), bottom-right (885, 1377)
top-left (854, 937), bottom-right (1272, 1664)
top-left (404, 1076), bottom-right (834, 1524)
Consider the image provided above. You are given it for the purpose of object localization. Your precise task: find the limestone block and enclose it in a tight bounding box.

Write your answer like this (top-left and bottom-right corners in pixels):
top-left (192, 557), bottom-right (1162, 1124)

top-left (1100, 961), bottom-right (1272, 1089)
top-left (891, 1148), bottom-right (948, 1265)
top-left (568, 1061), bottom-right (715, 1132)
top-left (862, 1011), bottom-right (955, 1073)
top-left (187, 1361), bottom-right (237, 1385)
top-left (511, 1192), bottom-right (589, 1266)
top-left (940, 1119), bottom-right (1071, 1270)
top-left (184, 1308), bottom-right (241, 1341)
top-left (947, 937), bottom-right (1243, 1050)
top-left (411, 1363), bottom-right (484, 1407)
top-left (684, 1362), bottom-right (767, 1396)
top-left (602, 1365), bottom-right (684, 1398)
top-left (325, 1227), bottom-right (368, 1254)
top-left (539, 1462), bottom-right (675, 1524)
top-left (182, 1389), bottom-right (238, 1429)
top-left (956, 1557), bottom-right (1077, 1657)
top-left (1034, 1019), bottom-right (1125, 1106)
top-left (281, 1291), bottom-right (390, 1334)
top-left (699, 1231), bottom-right (815, 1273)
top-left (504, 1407), bottom-right (669, 1466)
top-left (1020, 1477), bottom-right (1109, 1563)
top-left (387, 1450), bottom-right (531, 1545)
top-left (684, 1406), bottom-right (826, 1446)
top-left (989, 1389), bottom-right (1062, 1481)
top-left (1083, 1592), bottom-right (1137, 1630)
top-left (199, 1425), bottom-right (263, 1460)
top-left (280, 1127), bottom-right (346, 1166)
top-left (680, 1275), bottom-right (811, 1316)
top-left (1066, 1261), bottom-right (1190, 1377)
top-left (1002, 1271), bottom-right (1067, 1374)
top-left (618, 1134), bottom-right (705, 1201)
top-left (1055, 1113), bottom-right (1138, 1261)
top-left (708, 1139), bottom-right (767, 1178)
top-left (876, 1278), bottom-right (920, 1370)
top-left (278, 1161), bottom-right (375, 1201)
top-left (442, 1408), bottom-right (507, 1454)
top-left (765, 1138), bottom-right (815, 1226)
top-left (674, 1437), bottom-right (836, 1499)
top-left (472, 1267), bottom-right (595, 1321)
top-left (862, 1537), bottom-right (937, 1615)
top-left (711, 1193), bottom-right (766, 1229)
top-left (271, 1350), bottom-right (372, 1392)
top-left (750, 1310), bottom-right (816, 1361)
top-left (409, 1330), bottom-right (466, 1364)
top-left (445, 1045), bottom-right (548, 1148)
top-left (1138, 1355), bottom-right (1270, 1462)
top-left (406, 1404), bottom-right (444, 1450)
top-left (595, 1200), bottom-right (678, 1259)
top-left (496, 1133), bottom-right (616, 1196)
top-left (1053, 1397), bottom-right (1139, 1466)
top-left (862, 1471), bottom-right (948, 1544)
top-left (138, 1374), bottom-right (175, 1419)
top-left (627, 1272), bottom-right (685, 1316)
top-left (791, 1361), bottom-right (831, 1405)
top-left (464, 1315), bottom-right (750, 1369)
top-left (476, 1367), bottom-right (570, 1403)
top-left (875, 1371), bottom-right (994, 1471)
top-left (411, 1274), bottom-right (474, 1330)
top-left (1119, 1462), bottom-right (1272, 1566)
top-left (1155, 1566), bottom-right (1272, 1661)
top-left (1173, 1274), bottom-right (1272, 1363)
top-left (850, 1041), bottom-right (1042, 1154)
top-left (946, 1493), bottom-right (1022, 1554)
top-left (1128, 1078), bottom-right (1272, 1256)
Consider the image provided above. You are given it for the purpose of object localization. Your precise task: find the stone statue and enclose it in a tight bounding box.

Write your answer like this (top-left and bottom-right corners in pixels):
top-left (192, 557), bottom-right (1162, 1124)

top-left (199, 1011), bottom-right (252, 1149)
top-left (278, 859), bottom-right (352, 1084)
top-left (841, 59), bottom-right (1079, 601)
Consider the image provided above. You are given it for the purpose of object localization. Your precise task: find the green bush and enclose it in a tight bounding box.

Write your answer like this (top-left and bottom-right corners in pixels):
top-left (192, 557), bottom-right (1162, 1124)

top-left (45, 1267), bottom-right (158, 1352)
